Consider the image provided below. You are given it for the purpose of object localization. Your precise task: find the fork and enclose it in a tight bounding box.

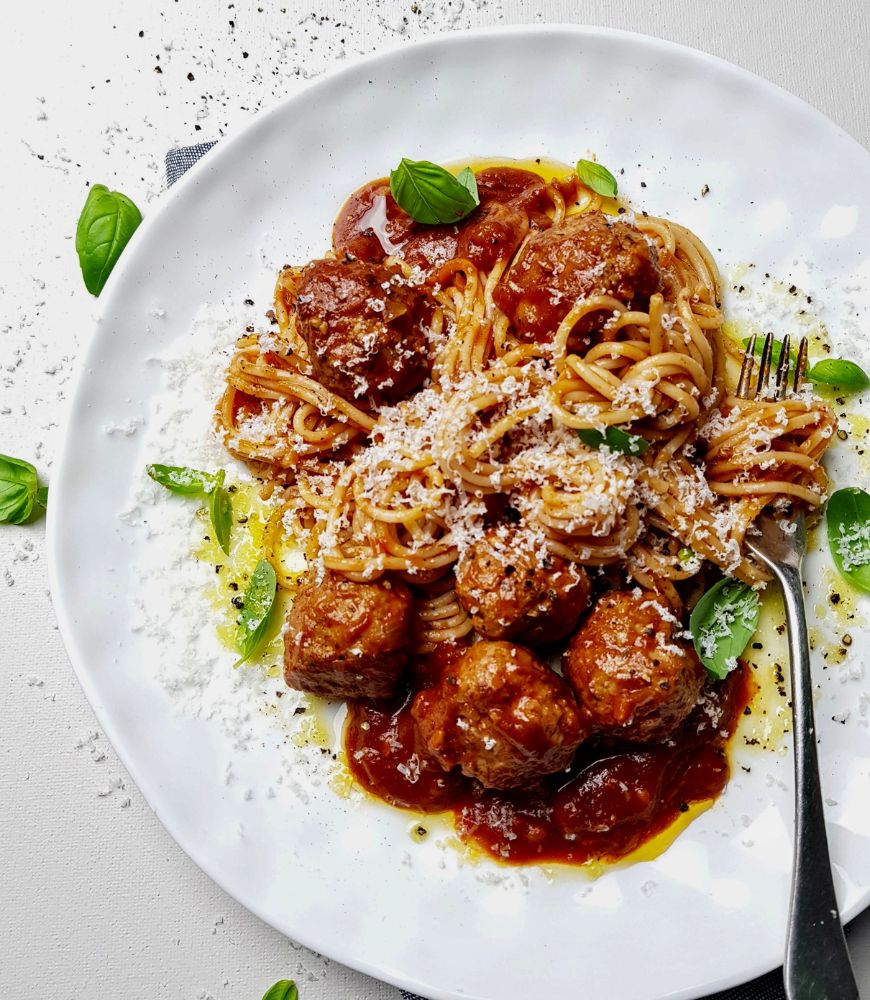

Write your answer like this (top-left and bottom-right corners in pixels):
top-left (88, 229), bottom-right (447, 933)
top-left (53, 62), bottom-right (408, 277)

top-left (737, 332), bottom-right (859, 1000)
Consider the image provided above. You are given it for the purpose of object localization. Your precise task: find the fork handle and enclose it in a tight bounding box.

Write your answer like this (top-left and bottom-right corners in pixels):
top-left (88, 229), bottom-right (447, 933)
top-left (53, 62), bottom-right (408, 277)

top-left (771, 561), bottom-right (859, 1000)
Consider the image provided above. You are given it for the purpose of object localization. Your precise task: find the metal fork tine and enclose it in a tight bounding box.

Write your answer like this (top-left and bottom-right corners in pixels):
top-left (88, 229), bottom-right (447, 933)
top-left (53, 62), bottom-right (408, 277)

top-left (774, 333), bottom-right (791, 400)
top-left (758, 331), bottom-right (774, 397)
top-left (794, 336), bottom-right (809, 392)
top-left (737, 333), bottom-right (757, 398)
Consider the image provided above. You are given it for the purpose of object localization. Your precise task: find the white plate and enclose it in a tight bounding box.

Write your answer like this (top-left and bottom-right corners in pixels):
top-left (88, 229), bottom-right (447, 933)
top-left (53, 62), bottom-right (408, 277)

top-left (48, 25), bottom-right (870, 1000)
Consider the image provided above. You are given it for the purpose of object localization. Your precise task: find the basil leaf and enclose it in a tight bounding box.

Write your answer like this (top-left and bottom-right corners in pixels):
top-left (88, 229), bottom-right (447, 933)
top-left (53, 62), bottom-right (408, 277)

top-left (689, 578), bottom-right (760, 680)
top-left (456, 165), bottom-right (479, 202)
top-left (36, 485), bottom-right (49, 508)
top-left (576, 159), bottom-right (618, 198)
top-left (147, 464), bottom-right (218, 495)
top-left (236, 559), bottom-right (278, 666)
top-left (807, 358), bottom-right (870, 393)
top-left (389, 158), bottom-right (480, 225)
top-left (577, 426), bottom-right (649, 456)
top-left (261, 982), bottom-right (298, 1000)
top-left (75, 183), bottom-right (142, 296)
top-left (208, 484), bottom-right (233, 555)
top-left (0, 453), bottom-right (46, 525)
top-left (826, 487), bottom-right (870, 593)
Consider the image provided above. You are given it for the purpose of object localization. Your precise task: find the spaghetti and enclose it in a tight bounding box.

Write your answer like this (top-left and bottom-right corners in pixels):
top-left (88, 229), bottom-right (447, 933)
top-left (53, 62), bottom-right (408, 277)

top-left (217, 160), bottom-right (835, 623)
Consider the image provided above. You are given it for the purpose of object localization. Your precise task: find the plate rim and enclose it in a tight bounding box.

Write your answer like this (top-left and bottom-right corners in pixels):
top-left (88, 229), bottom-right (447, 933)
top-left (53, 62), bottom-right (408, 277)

top-left (46, 23), bottom-right (870, 1000)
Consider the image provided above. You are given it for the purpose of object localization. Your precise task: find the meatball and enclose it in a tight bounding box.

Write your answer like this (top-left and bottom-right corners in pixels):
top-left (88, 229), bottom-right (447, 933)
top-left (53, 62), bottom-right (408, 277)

top-left (284, 571), bottom-right (413, 699)
top-left (454, 525), bottom-right (591, 643)
top-left (412, 641), bottom-right (587, 789)
top-left (493, 210), bottom-right (662, 343)
top-left (562, 590), bottom-right (705, 743)
top-left (294, 257), bottom-right (431, 405)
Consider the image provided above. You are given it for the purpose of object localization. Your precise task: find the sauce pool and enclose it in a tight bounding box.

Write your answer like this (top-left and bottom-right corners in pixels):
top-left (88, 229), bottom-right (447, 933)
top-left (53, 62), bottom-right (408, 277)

top-left (345, 643), bottom-right (751, 867)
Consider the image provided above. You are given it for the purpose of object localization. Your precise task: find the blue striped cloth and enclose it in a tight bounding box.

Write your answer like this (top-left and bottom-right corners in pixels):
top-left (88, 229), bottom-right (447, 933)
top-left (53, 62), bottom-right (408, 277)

top-left (164, 141), bottom-right (834, 1000)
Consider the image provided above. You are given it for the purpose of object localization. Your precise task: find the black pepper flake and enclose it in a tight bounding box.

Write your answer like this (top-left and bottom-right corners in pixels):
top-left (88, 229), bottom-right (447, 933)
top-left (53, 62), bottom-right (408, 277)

top-left (187, 71), bottom-right (195, 81)
top-left (215, 564), bottom-right (223, 573)
top-left (228, 581), bottom-right (239, 591)
top-left (231, 595), bottom-right (244, 609)
top-left (138, 29), bottom-right (144, 37)
top-left (244, 297), bottom-right (254, 306)
top-left (701, 183), bottom-right (710, 196)
top-left (242, 51), bottom-right (249, 58)
top-left (294, 706), bottom-right (306, 715)
top-left (831, 592), bottom-right (841, 605)
top-left (679, 802), bottom-right (689, 813)
top-left (640, 181), bottom-right (647, 188)
top-left (751, 641), bottom-right (763, 650)
top-left (154, 65), bottom-right (163, 74)
top-left (743, 705), bottom-right (752, 715)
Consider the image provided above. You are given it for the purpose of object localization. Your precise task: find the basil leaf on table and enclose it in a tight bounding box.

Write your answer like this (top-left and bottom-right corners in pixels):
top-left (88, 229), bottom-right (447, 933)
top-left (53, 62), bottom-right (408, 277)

top-left (577, 426), bottom-right (649, 456)
top-left (576, 158), bottom-right (618, 198)
top-left (146, 463), bottom-right (219, 495)
top-left (261, 981), bottom-right (299, 1000)
top-left (0, 454), bottom-right (48, 525)
top-left (75, 183), bottom-right (142, 296)
top-left (826, 487), bottom-right (870, 593)
top-left (389, 158), bottom-right (480, 224)
top-left (236, 559), bottom-right (279, 666)
top-left (689, 578), bottom-right (760, 680)
top-left (208, 484), bottom-right (233, 555)
top-left (807, 358), bottom-right (870, 393)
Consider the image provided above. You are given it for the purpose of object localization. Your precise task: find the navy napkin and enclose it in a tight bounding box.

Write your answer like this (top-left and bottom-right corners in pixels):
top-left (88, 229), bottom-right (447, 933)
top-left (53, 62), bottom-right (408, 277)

top-left (163, 141), bottom-right (815, 1000)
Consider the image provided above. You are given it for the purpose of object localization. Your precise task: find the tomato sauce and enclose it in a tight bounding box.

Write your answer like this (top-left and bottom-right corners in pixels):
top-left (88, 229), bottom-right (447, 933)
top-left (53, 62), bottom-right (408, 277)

top-left (345, 642), bottom-right (750, 866)
top-left (331, 165), bottom-right (579, 274)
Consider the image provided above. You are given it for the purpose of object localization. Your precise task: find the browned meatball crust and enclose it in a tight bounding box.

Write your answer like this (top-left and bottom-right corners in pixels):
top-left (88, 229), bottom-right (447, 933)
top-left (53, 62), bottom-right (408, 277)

top-left (412, 641), bottom-right (588, 789)
top-left (454, 525), bottom-right (591, 643)
top-left (284, 571), bottom-right (413, 699)
top-left (562, 590), bottom-right (705, 744)
top-left (294, 257), bottom-right (431, 405)
top-left (493, 210), bottom-right (662, 343)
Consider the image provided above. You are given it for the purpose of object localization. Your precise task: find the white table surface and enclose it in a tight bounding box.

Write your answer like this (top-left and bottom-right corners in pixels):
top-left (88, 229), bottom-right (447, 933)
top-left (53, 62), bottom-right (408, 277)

top-left (2, 2), bottom-right (869, 998)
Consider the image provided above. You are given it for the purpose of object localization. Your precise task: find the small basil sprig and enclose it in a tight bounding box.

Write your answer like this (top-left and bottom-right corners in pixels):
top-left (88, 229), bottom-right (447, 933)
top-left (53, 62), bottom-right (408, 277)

top-left (146, 463), bottom-right (233, 555)
top-left (577, 426), bottom-right (649, 456)
top-left (0, 454), bottom-right (48, 524)
top-left (456, 165), bottom-right (479, 201)
top-left (208, 483), bottom-right (233, 555)
top-left (576, 159), bottom-right (618, 198)
top-left (740, 336), bottom-right (868, 395)
top-left (826, 487), bottom-right (870, 593)
top-left (75, 184), bottom-right (142, 296)
top-left (261, 982), bottom-right (298, 1000)
top-left (146, 464), bottom-right (219, 495)
top-left (236, 559), bottom-right (278, 666)
top-left (807, 359), bottom-right (870, 393)
top-left (389, 158), bottom-right (480, 225)
top-left (689, 578), bottom-right (760, 680)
